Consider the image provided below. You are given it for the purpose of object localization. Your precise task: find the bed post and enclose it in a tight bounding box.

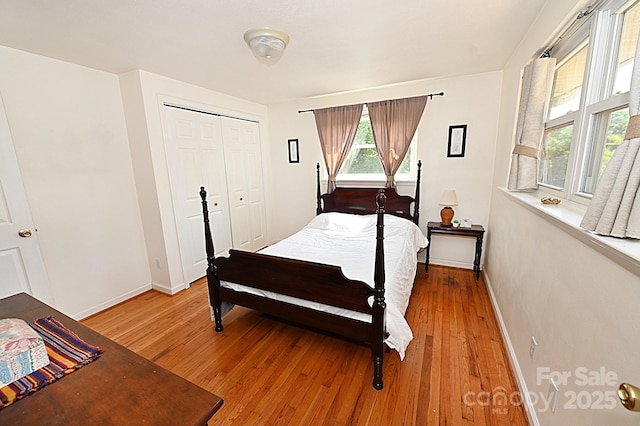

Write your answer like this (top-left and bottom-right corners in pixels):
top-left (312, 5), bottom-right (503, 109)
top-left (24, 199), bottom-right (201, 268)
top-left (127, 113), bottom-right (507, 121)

top-left (414, 160), bottom-right (422, 225)
top-left (316, 162), bottom-right (323, 215)
top-left (200, 187), bottom-right (224, 332)
top-left (372, 189), bottom-right (387, 390)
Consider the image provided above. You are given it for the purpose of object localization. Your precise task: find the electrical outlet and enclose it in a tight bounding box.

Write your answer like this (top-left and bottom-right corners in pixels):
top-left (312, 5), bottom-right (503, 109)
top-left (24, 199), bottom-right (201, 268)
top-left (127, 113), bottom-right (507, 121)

top-left (529, 336), bottom-right (537, 360)
top-left (548, 378), bottom-right (559, 412)
top-left (155, 258), bottom-right (161, 269)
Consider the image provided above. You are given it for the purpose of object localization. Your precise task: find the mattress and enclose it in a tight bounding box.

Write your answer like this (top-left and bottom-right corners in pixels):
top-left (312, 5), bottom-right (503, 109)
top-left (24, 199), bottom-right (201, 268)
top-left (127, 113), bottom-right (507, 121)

top-left (220, 212), bottom-right (427, 359)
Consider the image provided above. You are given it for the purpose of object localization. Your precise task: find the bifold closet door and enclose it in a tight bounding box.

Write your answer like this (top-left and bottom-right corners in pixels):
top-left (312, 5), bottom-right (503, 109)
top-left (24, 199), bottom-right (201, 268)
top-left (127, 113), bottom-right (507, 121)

top-left (221, 117), bottom-right (267, 252)
top-left (164, 107), bottom-right (233, 284)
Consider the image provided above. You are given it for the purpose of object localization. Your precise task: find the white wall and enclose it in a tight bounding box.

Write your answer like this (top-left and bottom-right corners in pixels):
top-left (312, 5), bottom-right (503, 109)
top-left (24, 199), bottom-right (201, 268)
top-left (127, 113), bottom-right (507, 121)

top-left (120, 70), bottom-right (271, 294)
top-left (0, 42), bottom-right (272, 314)
top-left (0, 43), bottom-right (272, 312)
top-left (267, 72), bottom-right (502, 269)
top-left (0, 45), bottom-right (150, 318)
top-left (487, 0), bottom-right (640, 424)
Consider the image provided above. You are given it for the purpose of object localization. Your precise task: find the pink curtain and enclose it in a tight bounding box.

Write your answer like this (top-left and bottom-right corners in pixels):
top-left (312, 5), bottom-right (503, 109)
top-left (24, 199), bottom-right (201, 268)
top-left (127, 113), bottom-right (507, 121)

top-left (314, 103), bottom-right (364, 192)
top-left (368, 96), bottom-right (428, 187)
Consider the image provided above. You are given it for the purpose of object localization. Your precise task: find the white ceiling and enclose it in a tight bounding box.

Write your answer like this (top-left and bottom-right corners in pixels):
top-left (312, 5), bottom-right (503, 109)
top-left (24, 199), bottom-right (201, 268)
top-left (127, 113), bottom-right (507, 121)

top-left (0, 0), bottom-right (549, 105)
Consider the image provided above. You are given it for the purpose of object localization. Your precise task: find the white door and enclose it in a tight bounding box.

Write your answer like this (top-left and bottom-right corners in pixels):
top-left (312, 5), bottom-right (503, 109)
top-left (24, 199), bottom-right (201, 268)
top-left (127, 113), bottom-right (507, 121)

top-left (164, 106), bottom-right (233, 284)
top-left (221, 117), bottom-right (267, 252)
top-left (0, 94), bottom-right (54, 304)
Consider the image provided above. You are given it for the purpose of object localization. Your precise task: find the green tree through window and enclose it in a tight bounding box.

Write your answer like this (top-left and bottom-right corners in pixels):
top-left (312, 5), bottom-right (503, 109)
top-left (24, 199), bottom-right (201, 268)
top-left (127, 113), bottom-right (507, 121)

top-left (341, 116), bottom-right (413, 175)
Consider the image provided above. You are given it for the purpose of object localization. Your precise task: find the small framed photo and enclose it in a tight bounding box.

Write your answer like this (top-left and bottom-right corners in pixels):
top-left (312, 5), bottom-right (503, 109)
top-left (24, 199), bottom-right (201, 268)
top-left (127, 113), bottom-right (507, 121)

top-left (288, 139), bottom-right (299, 163)
top-left (447, 125), bottom-right (467, 158)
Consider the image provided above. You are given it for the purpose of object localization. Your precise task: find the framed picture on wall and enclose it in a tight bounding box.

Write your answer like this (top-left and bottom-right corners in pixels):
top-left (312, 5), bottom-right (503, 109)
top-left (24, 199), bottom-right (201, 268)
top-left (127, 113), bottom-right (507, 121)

top-left (288, 139), bottom-right (299, 163)
top-left (447, 125), bottom-right (467, 158)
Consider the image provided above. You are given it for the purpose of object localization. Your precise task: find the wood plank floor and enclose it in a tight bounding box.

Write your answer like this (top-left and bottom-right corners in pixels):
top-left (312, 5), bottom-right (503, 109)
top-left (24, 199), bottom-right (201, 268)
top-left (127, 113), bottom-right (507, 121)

top-left (83, 265), bottom-right (528, 425)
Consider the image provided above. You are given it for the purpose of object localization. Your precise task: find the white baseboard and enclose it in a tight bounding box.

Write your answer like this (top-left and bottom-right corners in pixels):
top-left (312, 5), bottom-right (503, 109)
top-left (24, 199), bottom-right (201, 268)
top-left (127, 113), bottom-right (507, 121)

top-left (152, 281), bottom-right (187, 295)
top-left (483, 271), bottom-right (539, 426)
top-left (73, 280), bottom-right (189, 320)
top-left (73, 282), bottom-right (152, 320)
top-left (426, 258), bottom-right (474, 270)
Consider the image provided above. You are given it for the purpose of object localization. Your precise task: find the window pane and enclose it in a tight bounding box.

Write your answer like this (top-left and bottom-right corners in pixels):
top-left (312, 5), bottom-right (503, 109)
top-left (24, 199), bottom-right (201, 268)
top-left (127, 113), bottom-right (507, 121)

top-left (613, 2), bottom-right (640, 94)
top-left (548, 45), bottom-right (589, 120)
top-left (580, 107), bottom-right (629, 194)
top-left (341, 118), bottom-right (383, 174)
top-left (341, 146), bottom-right (384, 174)
top-left (339, 111), bottom-right (415, 177)
top-left (353, 116), bottom-right (373, 146)
top-left (539, 124), bottom-right (574, 188)
top-left (398, 145), bottom-right (412, 174)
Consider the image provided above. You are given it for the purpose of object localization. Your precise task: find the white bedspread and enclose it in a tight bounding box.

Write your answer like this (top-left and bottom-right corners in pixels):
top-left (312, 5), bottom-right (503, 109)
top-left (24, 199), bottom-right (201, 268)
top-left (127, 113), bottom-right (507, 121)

top-left (220, 212), bottom-right (427, 359)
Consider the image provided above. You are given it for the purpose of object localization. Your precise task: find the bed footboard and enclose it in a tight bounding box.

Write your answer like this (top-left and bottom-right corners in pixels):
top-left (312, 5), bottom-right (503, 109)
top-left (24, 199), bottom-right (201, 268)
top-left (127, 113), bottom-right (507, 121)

top-left (200, 186), bottom-right (389, 390)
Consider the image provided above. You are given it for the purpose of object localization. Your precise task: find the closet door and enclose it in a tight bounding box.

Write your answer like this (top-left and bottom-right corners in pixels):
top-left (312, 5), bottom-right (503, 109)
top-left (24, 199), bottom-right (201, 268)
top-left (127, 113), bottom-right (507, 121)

top-left (221, 117), bottom-right (267, 252)
top-left (164, 107), bottom-right (232, 284)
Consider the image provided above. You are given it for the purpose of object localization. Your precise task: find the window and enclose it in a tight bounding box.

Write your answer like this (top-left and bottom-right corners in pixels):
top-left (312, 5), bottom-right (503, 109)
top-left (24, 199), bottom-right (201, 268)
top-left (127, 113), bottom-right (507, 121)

top-left (538, 0), bottom-right (640, 202)
top-left (539, 124), bottom-right (574, 189)
top-left (540, 43), bottom-right (589, 189)
top-left (338, 107), bottom-right (416, 180)
top-left (548, 44), bottom-right (589, 121)
top-left (580, 106), bottom-right (629, 193)
top-left (613, 2), bottom-right (640, 94)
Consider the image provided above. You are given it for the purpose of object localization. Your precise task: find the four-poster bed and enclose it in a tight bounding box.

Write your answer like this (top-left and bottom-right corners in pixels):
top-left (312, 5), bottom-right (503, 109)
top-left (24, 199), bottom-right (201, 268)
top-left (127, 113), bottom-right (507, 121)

top-left (200, 162), bottom-right (425, 390)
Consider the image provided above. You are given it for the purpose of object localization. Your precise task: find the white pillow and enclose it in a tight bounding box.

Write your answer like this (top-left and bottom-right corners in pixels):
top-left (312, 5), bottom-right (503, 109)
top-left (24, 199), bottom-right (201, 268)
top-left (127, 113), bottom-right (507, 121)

top-left (306, 212), bottom-right (375, 232)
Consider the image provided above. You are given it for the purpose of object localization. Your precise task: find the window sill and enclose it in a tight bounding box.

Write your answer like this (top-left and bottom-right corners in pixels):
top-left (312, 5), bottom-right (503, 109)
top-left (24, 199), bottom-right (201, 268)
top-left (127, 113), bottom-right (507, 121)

top-left (499, 187), bottom-right (640, 277)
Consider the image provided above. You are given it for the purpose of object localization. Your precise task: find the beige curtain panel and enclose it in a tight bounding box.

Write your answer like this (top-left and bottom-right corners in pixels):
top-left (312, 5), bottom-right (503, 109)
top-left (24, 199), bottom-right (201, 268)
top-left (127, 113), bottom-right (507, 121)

top-left (368, 96), bottom-right (428, 188)
top-left (581, 37), bottom-right (640, 238)
top-left (314, 103), bottom-right (364, 192)
top-left (507, 57), bottom-right (556, 190)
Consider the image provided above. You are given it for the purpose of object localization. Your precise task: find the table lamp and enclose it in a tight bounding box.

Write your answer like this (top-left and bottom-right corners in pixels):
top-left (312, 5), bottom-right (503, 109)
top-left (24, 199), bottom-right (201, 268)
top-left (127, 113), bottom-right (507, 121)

top-left (439, 190), bottom-right (458, 227)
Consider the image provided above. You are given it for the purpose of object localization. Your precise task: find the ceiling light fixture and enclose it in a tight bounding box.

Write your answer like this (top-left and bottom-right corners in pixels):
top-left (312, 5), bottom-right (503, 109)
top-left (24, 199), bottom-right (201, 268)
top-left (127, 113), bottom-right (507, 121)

top-left (243, 28), bottom-right (290, 65)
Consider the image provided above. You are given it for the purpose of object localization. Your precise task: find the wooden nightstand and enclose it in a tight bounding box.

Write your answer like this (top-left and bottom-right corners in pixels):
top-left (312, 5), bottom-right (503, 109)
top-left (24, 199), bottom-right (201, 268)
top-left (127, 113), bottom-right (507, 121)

top-left (425, 221), bottom-right (485, 280)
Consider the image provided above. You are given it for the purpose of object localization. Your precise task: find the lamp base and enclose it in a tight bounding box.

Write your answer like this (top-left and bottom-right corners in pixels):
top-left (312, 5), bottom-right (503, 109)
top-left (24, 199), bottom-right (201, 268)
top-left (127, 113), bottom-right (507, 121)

top-left (440, 206), bottom-right (454, 227)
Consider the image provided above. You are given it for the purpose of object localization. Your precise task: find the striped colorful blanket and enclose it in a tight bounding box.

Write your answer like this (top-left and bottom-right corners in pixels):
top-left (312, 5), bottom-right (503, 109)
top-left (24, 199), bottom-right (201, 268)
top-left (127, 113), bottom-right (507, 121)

top-left (0, 316), bottom-right (103, 409)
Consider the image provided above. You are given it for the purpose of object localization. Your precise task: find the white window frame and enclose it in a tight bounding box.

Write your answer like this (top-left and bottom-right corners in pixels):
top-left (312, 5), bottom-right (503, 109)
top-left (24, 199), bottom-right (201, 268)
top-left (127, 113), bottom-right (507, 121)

top-left (336, 106), bottom-right (419, 185)
top-left (539, 0), bottom-right (636, 205)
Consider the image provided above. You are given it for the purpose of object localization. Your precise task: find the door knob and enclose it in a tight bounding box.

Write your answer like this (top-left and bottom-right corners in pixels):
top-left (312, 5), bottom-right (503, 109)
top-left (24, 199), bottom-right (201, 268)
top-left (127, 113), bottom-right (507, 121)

top-left (18, 228), bottom-right (32, 238)
top-left (619, 383), bottom-right (640, 411)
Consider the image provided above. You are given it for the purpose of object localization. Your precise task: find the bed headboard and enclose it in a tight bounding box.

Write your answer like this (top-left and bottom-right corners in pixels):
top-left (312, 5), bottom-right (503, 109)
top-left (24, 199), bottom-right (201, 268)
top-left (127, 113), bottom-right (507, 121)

top-left (316, 161), bottom-right (422, 225)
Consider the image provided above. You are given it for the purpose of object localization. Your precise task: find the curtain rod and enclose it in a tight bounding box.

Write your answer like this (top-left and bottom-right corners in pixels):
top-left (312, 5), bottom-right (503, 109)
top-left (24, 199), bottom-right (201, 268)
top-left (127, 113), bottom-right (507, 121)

top-left (297, 91), bottom-right (445, 114)
top-left (540, 0), bottom-right (605, 58)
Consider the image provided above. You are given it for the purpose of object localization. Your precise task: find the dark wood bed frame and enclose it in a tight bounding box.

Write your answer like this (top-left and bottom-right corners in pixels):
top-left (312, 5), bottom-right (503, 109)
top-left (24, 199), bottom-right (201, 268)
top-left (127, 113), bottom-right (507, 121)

top-left (200, 161), bottom-right (422, 390)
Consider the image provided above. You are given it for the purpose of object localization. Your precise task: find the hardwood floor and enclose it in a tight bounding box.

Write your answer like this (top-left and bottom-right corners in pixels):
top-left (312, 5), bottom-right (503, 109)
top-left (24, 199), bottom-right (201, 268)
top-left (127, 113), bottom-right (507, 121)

top-left (82, 265), bottom-right (528, 425)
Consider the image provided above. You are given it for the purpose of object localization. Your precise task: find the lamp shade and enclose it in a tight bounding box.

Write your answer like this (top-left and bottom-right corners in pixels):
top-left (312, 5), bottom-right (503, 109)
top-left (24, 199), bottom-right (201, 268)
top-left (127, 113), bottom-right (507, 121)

top-left (439, 190), bottom-right (458, 206)
top-left (243, 28), bottom-right (290, 65)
